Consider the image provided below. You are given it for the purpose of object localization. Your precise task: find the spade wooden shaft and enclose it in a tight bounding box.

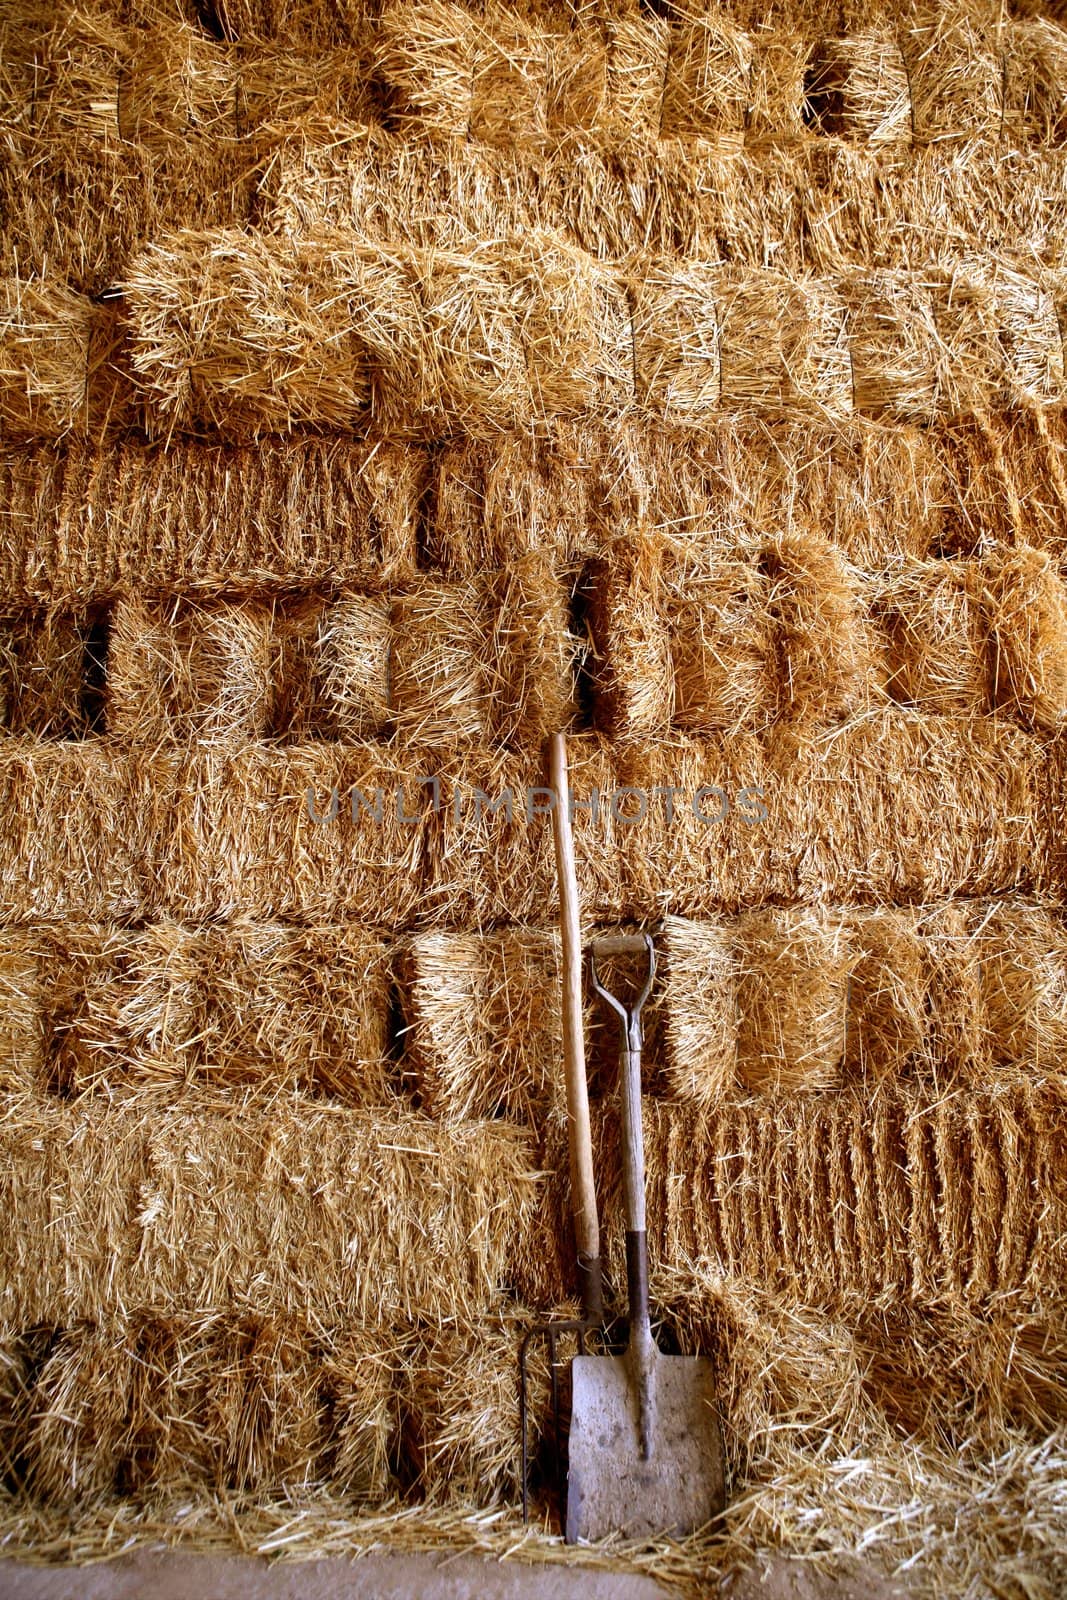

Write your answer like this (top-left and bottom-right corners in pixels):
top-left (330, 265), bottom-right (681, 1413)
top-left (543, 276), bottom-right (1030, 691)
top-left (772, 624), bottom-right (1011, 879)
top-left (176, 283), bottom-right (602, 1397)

top-left (548, 733), bottom-right (600, 1284)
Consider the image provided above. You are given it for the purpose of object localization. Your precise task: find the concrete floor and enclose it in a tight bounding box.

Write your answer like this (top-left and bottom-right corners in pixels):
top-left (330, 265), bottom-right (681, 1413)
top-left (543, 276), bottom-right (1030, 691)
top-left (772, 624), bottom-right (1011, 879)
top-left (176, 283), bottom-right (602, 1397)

top-left (0, 1551), bottom-right (910, 1600)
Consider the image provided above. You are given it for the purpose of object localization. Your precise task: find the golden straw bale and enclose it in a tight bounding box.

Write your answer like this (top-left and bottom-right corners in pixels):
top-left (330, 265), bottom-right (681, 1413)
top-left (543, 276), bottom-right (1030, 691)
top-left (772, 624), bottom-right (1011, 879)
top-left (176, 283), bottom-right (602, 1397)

top-left (602, 12), bottom-right (670, 144)
top-left (72, 922), bottom-right (201, 1088)
top-left (973, 545), bottom-right (1067, 732)
top-left (374, 1), bottom-right (474, 139)
top-left (320, 1332), bottom-right (397, 1501)
top-left (930, 264), bottom-right (1064, 415)
top-left (274, 592), bottom-right (392, 741)
top-left (399, 1314), bottom-right (543, 1503)
top-left (0, 928), bottom-right (44, 1094)
top-left (425, 736), bottom-right (623, 928)
top-left (0, 740), bottom-right (148, 924)
top-left (511, 230), bottom-right (634, 415)
top-left (872, 560), bottom-right (989, 717)
top-left (427, 431), bottom-right (592, 572)
top-left (844, 906), bottom-right (929, 1083)
top-left (207, 743), bottom-right (430, 926)
top-left (193, 922), bottom-right (393, 1101)
top-left (631, 260), bottom-right (721, 423)
top-left (659, 914), bottom-right (739, 1105)
top-left (616, 735), bottom-right (780, 918)
top-left (902, 6), bottom-right (1004, 145)
top-left (0, 608), bottom-right (87, 736)
top-left (745, 30), bottom-right (809, 142)
top-left (0, 278), bottom-right (93, 438)
top-left (918, 899), bottom-right (986, 1080)
top-left (469, 3), bottom-right (549, 150)
top-left (123, 229), bottom-right (374, 438)
top-left (965, 899), bottom-right (1067, 1077)
top-left (0, 5), bottom-right (126, 155)
top-left (716, 269), bottom-right (852, 419)
top-left (401, 928), bottom-right (561, 1122)
top-left (588, 530), bottom-right (675, 739)
top-left (390, 580), bottom-right (490, 745)
top-left (198, 1314), bottom-right (326, 1492)
top-left (118, 23), bottom-right (239, 147)
top-left (405, 244), bottom-right (532, 432)
top-left (106, 593), bottom-right (275, 746)
top-left (735, 906), bottom-right (852, 1093)
top-left (20, 1323), bottom-right (133, 1506)
top-left (0, 1097), bottom-right (539, 1327)
top-left (761, 529), bottom-right (874, 725)
top-left (546, 23), bottom-right (608, 142)
top-left (236, 47), bottom-right (373, 136)
top-left (804, 33), bottom-right (911, 145)
top-left (1004, 17), bottom-right (1067, 145)
top-left (841, 269), bottom-right (940, 422)
top-left (660, 11), bottom-right (753, 143)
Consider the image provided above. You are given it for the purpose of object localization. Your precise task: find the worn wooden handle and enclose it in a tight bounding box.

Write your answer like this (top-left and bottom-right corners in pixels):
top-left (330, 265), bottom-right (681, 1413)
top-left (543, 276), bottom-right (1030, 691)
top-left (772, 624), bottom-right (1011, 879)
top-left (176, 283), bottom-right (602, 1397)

top-left (590, 933), bottom-right (649, 957)
top-left (548, 733), bottom-right (599, 1269)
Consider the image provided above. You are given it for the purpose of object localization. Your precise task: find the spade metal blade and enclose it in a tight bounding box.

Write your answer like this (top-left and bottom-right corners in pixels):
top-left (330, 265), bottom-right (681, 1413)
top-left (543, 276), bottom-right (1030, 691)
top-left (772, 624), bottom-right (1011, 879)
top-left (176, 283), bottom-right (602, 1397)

top-left (565, 1347), bottom-right (726, 1543)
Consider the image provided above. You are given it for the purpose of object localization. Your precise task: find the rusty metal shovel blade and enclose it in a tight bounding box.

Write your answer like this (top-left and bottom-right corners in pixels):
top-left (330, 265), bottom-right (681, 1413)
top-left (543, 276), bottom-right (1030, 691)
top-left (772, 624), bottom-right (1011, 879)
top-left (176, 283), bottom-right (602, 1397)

top-left (565, 1345), bottom-right (726, 1543)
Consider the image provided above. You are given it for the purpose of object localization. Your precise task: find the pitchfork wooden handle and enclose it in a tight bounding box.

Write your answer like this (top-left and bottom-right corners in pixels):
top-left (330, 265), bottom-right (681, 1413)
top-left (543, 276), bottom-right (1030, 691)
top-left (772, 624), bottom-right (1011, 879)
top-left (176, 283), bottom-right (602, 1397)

top-left (548, 734), bottom-right (601, 1318)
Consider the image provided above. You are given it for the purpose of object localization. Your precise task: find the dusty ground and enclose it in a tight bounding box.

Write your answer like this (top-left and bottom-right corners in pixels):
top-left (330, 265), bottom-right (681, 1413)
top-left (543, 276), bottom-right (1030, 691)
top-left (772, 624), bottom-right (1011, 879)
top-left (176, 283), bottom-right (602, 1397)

top-left (0, 1551), bottom-right (910, 1599)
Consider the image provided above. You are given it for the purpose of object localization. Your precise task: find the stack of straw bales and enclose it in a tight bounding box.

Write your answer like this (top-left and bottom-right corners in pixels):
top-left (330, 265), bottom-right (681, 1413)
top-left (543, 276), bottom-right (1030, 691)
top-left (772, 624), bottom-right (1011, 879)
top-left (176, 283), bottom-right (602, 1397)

top-left (3, 3), bottom-right (1067, 1590)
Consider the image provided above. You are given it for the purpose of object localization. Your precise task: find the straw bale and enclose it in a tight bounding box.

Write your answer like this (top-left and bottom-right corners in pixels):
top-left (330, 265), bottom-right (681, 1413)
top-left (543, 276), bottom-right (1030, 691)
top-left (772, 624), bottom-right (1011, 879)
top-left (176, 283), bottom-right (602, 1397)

top-left (399, 1314), bottom-right (543, 1503)
top-left (901, 7), bottom-right (1004, 145)
top-left (0, 5), bottom-right (127, 155)
top-left (0, 278), bottom-right (92, 439)
top-left (734, 906), bottom-right (851, 1094)
top-left (192, 922), bottom-right (394, 1101)
top-left (389, 581), bottom-right (489, 745)
top-left (0, 1098), bottom-right (539, 1327)
top-left (602, 13), bottom-right (670, 143)
top-left (0, 740), bottom-right (148, 924)
top-left (318, 1332), bottom-right (397, 1501)
top-left (843, 906), bottom-right (929, 1082)
top-left (1004, 16), bottom-right (1067, 145)
top-left (162, 744), bottom-right (428, 926)
top-left (659, 914), bottom-right (739, 1106)
top-left (63, 922), bottom-right (200, 1089)
top-left (762, 529), bottom-right (875, 725)
top-left (933, 411), bottom-right (1030, 556)
top-left (404, 244), bottom-right (532, 433)
top-left (19, 1323), bottom-right (133, 1505)
top-left (591, 533), bottom-right (777, 738)
top-left (797, 711), bottom-right (1040, 903)
top-left (118, 23), bottom-right (239, 148)
top-left (976, 544), bottom-right (1067, 732)
top-left (0, 929), bottom-right (44, 1095)
top-left (401, 928), bottom-right (560, 1123)
top-left (746, 31), bottom-right (809, 142)
top-left (425, 736), bottom-right (623, 927)
top-left (804, 33), bottom-right (911, 145)
top-left (546, 23), bottom-right (608, 142)
top-left (631, 260), bottom-right (721, 424)
top-left (59, 435), bottom-right (423, 597)
top-left (236, 47), bottom-right (373, 136)
top-left (427, 430), bottom-right (593, 573)
top-left (660, 12), bottom-right (752, 143)
top-left (872, 560), bottom-right (989, 716)
top-left (390, 561), bottom-right (573, 749)
top-left (123, 230), bottom-right (373, 437)
top-left (0, 607), bottom-right (87, 736)
top-left (964, 899), bottom-right (1067, 1076)
top-left (930, 264), bottom-right (1065, 415)
top-left (196, 1314), bottom-right (326, 1492)
top-left (510, 230), bottom-right (633, 415)
top-left (106, 594), bottom-right (275, 746)
top-left (716, 270), bottom-right (852, 419)
top-left (918, 899), bottom-right (987, 1081)
top-left (841, 269), bottom-right (940, 422)
top-left (374, 1), bottom-right (474, 139)
top-left (469, 4), bottom-right (549, 150)
top-left (616, 734), bottom-right (781, 918)
top-left (273, 592), bottom-right (392, 741)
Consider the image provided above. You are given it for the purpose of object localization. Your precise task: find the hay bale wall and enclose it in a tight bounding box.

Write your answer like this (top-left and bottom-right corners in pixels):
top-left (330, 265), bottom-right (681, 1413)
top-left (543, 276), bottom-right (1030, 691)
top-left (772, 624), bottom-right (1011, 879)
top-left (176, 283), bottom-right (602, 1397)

top-left (1, 5), bottom-right (1066, 1594)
